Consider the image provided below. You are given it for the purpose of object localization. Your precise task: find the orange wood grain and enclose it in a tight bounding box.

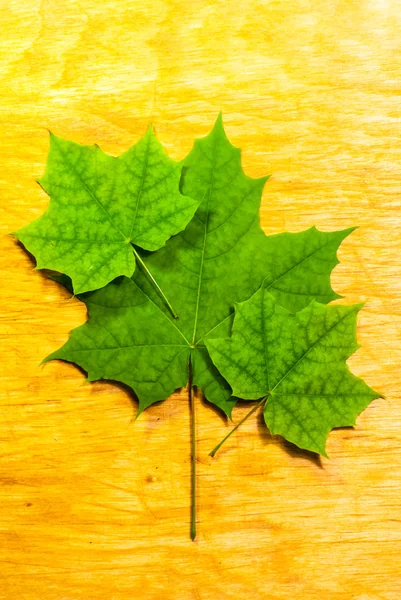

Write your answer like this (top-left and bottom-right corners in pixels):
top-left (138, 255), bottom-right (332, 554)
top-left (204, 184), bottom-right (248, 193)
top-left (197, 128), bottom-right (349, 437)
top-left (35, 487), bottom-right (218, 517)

top-left (1, 1), bottom-right (400, 598)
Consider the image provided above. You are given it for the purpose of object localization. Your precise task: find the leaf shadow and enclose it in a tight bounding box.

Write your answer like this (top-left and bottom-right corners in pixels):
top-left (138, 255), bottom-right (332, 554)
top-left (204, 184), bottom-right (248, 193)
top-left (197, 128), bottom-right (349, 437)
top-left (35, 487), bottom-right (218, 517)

top-left (179, 165), bottom-right (189, 193)
top-left (103, 379), bottom-right (140, 418)
top-left (198, 387), bottom-right (230, 425)
top-left (255, 408), bottom-right (324, 468)
top-left (13, 239), bottom-right (73, 292)
top-left (13, 238), bottom-right (37, 267)
top-left (43, 353), bottom-right (142, 418)
top-left (102, 381), bottom-right (191, 425)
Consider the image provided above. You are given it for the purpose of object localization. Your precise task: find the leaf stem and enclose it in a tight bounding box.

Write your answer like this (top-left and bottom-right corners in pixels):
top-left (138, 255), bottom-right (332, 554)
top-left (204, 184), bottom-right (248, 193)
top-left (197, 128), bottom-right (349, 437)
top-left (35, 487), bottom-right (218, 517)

top-left (209, 396), bottom-right (267, 457)
top-left (132, 247), bottom-right (178, 319)
top-left (188, 357), bottom-right (197, 540)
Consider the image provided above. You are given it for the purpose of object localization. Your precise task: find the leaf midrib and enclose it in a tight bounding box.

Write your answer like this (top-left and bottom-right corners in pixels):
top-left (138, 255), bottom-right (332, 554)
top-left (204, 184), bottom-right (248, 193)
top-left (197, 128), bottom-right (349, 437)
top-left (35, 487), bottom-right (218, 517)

top-left (22, 234), bottom-right (126, 244)
top-left (69, 344), bottom-right (187, 352)
top-left (129, 132), bottom-right (151, 240)
top-left (261, 285), bottom-right (270, 390)
top-left (265, 234), bottom-right (338, 293)
top-left (190, 135), bottom-right (218, 345)
top-left (270, 307), bottom-right (358, 393)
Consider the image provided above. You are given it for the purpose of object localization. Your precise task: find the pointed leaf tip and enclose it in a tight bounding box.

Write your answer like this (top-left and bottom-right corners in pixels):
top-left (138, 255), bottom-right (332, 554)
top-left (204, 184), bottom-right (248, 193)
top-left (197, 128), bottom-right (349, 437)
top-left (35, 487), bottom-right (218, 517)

top-left (212, 111), bottom-right (225, 132)
top-left (134, 408), bottom-right (142, 421)
top-left (338, 225), bottom-right (358, 241)
top-left (40, 353), bottom-right (54, 366)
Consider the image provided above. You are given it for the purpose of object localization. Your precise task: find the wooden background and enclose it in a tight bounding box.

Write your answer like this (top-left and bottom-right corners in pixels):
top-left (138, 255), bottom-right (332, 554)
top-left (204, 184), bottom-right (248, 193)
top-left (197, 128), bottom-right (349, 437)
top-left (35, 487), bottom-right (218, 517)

top-left (1, 1), bottom-right (400, 598)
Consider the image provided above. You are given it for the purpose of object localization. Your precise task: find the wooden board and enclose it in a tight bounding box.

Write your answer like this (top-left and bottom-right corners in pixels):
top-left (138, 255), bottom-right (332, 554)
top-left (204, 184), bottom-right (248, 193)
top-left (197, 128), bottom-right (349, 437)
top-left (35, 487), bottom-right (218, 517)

top-left (1, 1), bottom-right (400, 598)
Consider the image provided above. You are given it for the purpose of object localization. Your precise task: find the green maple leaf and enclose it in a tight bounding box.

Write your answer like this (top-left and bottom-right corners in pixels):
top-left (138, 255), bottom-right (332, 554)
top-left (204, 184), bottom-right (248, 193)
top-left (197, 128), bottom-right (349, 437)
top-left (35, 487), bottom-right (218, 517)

top-left (46, 116), bottom-right (355, 418)
top-left (206, 282), bottom-right (380, 456)
top-left (14, 127), bottom-right (199, 295)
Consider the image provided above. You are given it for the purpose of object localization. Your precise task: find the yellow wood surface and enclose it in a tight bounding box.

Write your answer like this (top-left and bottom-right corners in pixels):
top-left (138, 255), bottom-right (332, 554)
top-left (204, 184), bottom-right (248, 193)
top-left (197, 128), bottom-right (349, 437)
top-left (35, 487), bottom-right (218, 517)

top-left (1, 1), bottom-right (400, 598)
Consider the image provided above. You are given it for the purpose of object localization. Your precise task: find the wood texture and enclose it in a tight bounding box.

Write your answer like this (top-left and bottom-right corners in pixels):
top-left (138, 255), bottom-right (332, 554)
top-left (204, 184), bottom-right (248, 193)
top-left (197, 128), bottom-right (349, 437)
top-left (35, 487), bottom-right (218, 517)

top-left (1, 1), bottom-right (400, 598)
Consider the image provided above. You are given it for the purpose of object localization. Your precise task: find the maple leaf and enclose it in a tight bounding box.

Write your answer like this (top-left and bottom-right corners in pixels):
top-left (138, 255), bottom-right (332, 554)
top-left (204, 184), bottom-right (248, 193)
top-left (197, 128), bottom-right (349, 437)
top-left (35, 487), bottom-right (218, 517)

top-left (14, 127), bottom-right (199, 299)
top-left (24, 114), bottom-right (379, 540)
top-left (46, 116), bottom-right (354, 419)
top-left (206, 282), bottom-right (380, 456)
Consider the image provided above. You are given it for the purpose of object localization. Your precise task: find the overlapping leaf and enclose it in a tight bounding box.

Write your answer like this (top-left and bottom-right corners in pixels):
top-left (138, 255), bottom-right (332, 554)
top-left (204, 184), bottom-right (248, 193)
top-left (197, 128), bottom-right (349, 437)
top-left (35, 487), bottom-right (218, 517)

top-left (206, 282), bottom-right (380, 455)
top-left (14, 127), bottom-right (199, 294)
top-left (47, 116), bottom-right (355, 417)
